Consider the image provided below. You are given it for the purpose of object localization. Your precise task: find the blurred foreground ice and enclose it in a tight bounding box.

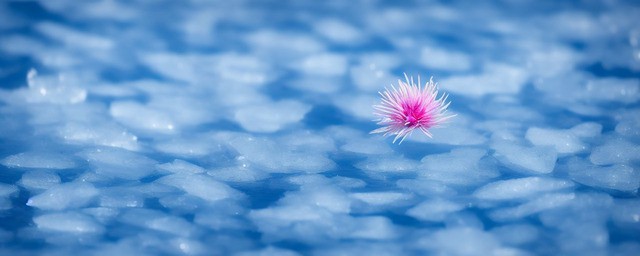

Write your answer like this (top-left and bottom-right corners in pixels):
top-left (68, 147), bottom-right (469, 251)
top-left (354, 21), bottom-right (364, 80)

top-left (0, 0), bottom-right (639, 255)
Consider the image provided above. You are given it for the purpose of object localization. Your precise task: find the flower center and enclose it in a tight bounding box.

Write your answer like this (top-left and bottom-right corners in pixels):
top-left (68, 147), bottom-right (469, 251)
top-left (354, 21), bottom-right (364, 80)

top-left (405, 114), bottom-right (418, 127)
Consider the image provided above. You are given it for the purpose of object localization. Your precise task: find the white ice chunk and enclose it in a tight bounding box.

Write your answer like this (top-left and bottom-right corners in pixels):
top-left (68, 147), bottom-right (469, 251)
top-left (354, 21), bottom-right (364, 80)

top-left (366, 8), bottom-right (414, 34)
top-left (0, 35), bottom-right (45, 57)
top-left (333, 94), bottom-right (378, 120)
top-left (347, 216), bottom-right (397, 240)
top-left (180, 8), bottom-right (219, 45)
top-left (18, 170), bottom-right (61, 191)
top-left (27, 182), bottom-right (98, 210)
top-left (59, 122), bottom-right (139, 151)
top-left (0, 183), bottom-right (18, 210)
top-left (475, 97), bottom-right (544, 123)
top-left (287, 174), bottom-right (330, 186)
top-left (534, 72), bottom-right (639, 107)
top-left (358, 52), bottom-right (402, 71)
top-left (1, 151), bottom-right (76, 169)
top-left (355, 155), bottom-right (418, 174)
top-left (170, 238), bottom-right (207, 256)
top-left (570, 164), bottom-right (640, 192)
top-left (491, 224), bottom-right (539, 246)
top-left (261, 184), bottom-right (382, 241)
top-left (213, 53), bottom-right (274, 85)
top-left (537, 194), bottom-right (611, 254)
top-left (157, 159), bottom-right (205, 175)
top-left (83, 207), bottom-right (120, 224)
top-left (440, 63), bottom-right (528, 97)
top-left (234, 100), bottom-right (311, 133)
top-left (159, 194), bottom-right (205, 213)
top-left (350, 53), bottom-right (400, 91)
top-left (615, 108), bottom-right (640, 137)
top-left (193, 201), bottom-right (248, 230)
top-left (120, 208), bottom-right (196, 237)
top-left (254, 200), bottom-right (327, 219)
top-left (323, 126), bottom-right (363, 143)
top-left (149, 98), bottom-right (217, 130)
top-left (146, 216), bottom-right (198, 238)
top-left (39, 1), bottom-right (135, 25)
top-left (407, 199), bottom-right (465, 221)
top-left (314, 19), bottom-right (365, 45)
top-left (249, 205), bottom-right (336, 243)
top-left (589, 138), bottom-right (640, 165)
top-left (34, 212), bottom-right (103, 234)
top-left (444, 212), bottom-right (485, 230)
top-left (0, 184), bottom-right (18, 198)
top-left (110, 101), bottom-right (177, 133)
top-left (237, 246), bottom-right (301, 256)
top-left (99, 187), bottom-right (144, 208)
top-left (490, 193), bottom-right (576, 221)
top-left (407, 126), bottom-right (487, 145)
top-left (419, 148), bottom-right (499, 186)
top-left (525, 127), bottom-right (588, 154)
top-left (79, 147), bottom-right (157, 180)
top-left (543, 11), bottom-right (605, 41)
top-left (537, 192), bottom-right (613, 252)
top-left (250, 204), bottom-right (396, 243)
top-left (208, 164), bottom-right (269, 183)
top-left (314, 243), bottom-right (403, 256)
top-left (332, 176), bottom-right (366, 189)
top-left (396, 179), bottom-right (457, 197)
top-left (279, 130), bottom-right (336, 153)
top-left (340, 137), bottom-right (392, 155)
top-left (245, 30), bottom-right (325, 57)
top-left (350, 64), bottom-right (396, 92)
top-left (524, 45), bottom-right (579, 78)
top-left (570, 122), bottom-right (603, 138)
top-left (474, 177), bottom-right (574, 200)
top-left (156, 174), bottom-right (241, 202)
top-left (583, 78), bottom-right (640, 104)
top-left (141, 53), bottom-right (272, 85)
top-left (420, 46), bottom-right (472, 71)
top-left (87, 83), bottom-right (139, 98)
top-left (21, 69), bottom-right (87, 104)
top-left (288, 76), bottom-right (342, 94)
top-left (420, 227), bottom-right (505, 256)
top-left (350, 192), bottom-right (411, 206)
top-left (229, 135), bottom-right (335, 173)
top-left (24, 96), bottom-right (101, 127)
top-left (294, 53), bottom-right (348, 76)
top-left (35, 22), bottom-right (117, 65)
top-left (154, 136), bottom-right (220, 157)
top-left (492, 141), bottom-right (558, 174)
top-left (282, 184), bottom-right (351, 214)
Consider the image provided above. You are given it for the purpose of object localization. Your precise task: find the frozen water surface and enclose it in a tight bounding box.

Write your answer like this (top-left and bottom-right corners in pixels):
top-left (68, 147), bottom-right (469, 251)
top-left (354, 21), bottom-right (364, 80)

top-left (0, 0), bottom-right (639, 255)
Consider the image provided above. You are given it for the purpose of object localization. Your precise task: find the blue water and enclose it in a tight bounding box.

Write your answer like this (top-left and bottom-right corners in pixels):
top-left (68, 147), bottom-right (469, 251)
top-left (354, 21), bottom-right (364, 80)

top-left (1, 1), bottom-right (639, 255)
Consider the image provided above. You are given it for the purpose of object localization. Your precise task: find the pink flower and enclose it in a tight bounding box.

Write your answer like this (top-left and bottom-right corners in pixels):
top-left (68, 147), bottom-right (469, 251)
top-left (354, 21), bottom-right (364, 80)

top-left (371, 74), bottom-right (455, 144)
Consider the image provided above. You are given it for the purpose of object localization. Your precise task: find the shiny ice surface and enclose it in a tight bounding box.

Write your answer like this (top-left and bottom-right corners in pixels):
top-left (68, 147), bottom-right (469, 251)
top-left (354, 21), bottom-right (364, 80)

top-left (0, 1), bottom-right (639, 255)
